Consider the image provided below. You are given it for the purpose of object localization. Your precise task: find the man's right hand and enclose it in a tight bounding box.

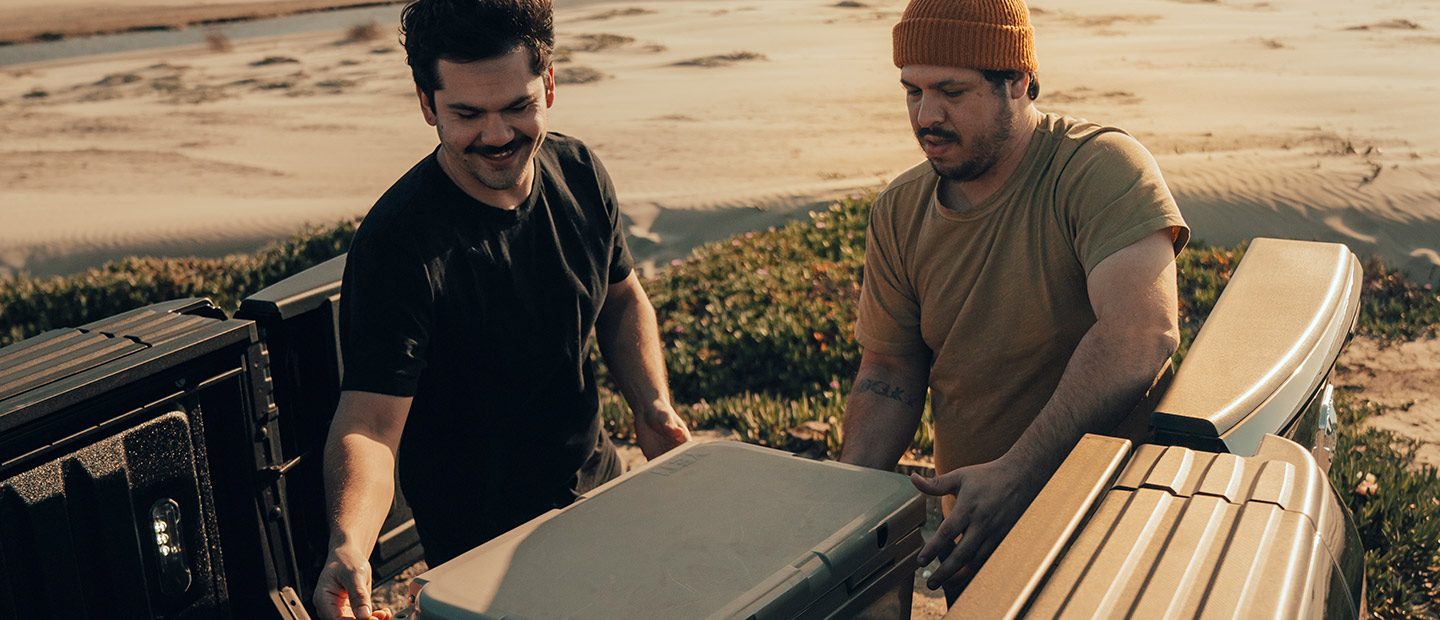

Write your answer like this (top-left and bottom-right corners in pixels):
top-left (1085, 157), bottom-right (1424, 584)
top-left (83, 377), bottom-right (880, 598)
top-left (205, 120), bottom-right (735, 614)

top-left (314, 547), bottom-right (391, 620)
top-left (635, 404), bottom-right (692, 459)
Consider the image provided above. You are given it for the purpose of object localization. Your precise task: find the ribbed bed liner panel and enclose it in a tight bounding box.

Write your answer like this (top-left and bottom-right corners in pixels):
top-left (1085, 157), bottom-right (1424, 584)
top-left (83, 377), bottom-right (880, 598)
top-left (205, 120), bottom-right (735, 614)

top-left (1021, 437), bottom-right (1352, 619)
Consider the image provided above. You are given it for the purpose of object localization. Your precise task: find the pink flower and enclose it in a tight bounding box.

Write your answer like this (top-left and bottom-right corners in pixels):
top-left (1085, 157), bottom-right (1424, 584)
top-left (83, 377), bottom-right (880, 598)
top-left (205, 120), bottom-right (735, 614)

top-left (1355, 472), bottom-right (1379, 497)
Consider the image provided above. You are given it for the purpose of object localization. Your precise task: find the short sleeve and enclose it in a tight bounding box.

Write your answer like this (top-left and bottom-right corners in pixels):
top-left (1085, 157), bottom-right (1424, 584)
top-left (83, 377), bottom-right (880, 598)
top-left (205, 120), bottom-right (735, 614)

top-left (588, 151), bottom-right (634, 283)
top-left (1060, 131), bottom-right (1190, 274)
top-left (856, 197), bottom-right (927, 356)
top-left (338, 225), bottom-right (435, 396)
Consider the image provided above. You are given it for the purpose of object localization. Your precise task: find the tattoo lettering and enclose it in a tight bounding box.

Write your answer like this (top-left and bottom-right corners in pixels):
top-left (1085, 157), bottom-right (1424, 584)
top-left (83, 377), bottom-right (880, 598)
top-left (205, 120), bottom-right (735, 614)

top-left (856, 378), bottom-right (925, 407)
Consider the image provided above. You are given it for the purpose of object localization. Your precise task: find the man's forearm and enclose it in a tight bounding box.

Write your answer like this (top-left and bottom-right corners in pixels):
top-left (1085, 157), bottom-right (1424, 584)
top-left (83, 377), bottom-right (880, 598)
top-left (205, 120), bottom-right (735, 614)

top-left (596, 286), bottom-right (671, 414)
top-left (840, 353), bottom-right (930, 470)
top-left (1004, 320), bottom-right (1175, 479)
top-left (323, 429), bottom-right (400, 554)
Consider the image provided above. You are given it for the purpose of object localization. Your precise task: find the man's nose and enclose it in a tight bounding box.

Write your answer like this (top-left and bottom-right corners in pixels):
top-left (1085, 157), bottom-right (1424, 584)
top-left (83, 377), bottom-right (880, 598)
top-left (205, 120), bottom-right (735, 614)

top-left (915, 93), bottom-right (946, 128)
top-left (479, 114), bottom-right (514, 146)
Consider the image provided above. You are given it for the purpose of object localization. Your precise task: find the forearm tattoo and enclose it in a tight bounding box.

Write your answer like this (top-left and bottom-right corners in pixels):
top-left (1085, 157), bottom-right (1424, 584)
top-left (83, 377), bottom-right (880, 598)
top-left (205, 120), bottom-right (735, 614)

top-left (855, 378), bottom-right (925, 408)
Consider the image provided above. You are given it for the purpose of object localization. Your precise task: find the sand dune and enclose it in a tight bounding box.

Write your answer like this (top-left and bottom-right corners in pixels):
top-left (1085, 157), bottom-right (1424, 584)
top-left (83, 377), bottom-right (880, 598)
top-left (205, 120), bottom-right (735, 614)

top-left (0, 0), bottom-right (401, 43)
top-left (1, 0), bottom-right (1438, 282)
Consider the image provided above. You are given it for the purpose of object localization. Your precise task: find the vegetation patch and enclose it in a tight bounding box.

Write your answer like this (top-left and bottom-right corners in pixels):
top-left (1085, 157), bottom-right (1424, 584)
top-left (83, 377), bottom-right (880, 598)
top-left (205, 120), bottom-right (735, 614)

top-left (1332, 394), bottom-right (1440, 617)
top-left (203, 31), bottom-right (232, 53)
top-left (94, 72), bottom-right (143, 86)
top-left (250, 56), bottom-right (299, 67)
top-left (342, 21), bottom-right (383, 44)
top-left (560, 33), bottom-right (634, 54)
top-left (671, 51), bottom-right (767, 68)
top-left (0, 222), bottom-right (354, 347)
top-left (555, 66), bottom-right (606, 85)
top-left (580, 7), bottom-right (655, 21)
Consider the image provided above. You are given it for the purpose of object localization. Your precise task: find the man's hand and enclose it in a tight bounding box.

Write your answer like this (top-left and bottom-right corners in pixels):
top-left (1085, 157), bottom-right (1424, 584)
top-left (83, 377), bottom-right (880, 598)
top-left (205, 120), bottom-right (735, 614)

top-left (909, 454), bottom-right (1048, 591)
top-left (634, 405), bottom-right (691, 459)
top-left (314, 547), bottom-right (392, 620)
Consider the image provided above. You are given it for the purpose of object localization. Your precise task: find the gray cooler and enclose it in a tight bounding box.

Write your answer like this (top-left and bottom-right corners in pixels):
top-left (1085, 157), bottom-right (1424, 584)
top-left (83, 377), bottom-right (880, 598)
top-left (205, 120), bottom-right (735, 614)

top-left (407, 441), bottom-right (924, 619)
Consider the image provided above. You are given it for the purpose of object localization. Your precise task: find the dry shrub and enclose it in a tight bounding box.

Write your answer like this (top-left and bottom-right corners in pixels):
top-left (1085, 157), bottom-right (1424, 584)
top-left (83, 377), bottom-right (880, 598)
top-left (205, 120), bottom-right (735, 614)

top-left (671, 51), bottom-right (766, 68)
top-left (555, 66), bottom-right (605, 85)
top-left (204, 30), bottom-right (232, 53)
top-left (344, 21), bottom-right (383, 44)
top-left (560, 33), bottom-right (634, 54)
top-left (581, 7), bottom-right (654, 21)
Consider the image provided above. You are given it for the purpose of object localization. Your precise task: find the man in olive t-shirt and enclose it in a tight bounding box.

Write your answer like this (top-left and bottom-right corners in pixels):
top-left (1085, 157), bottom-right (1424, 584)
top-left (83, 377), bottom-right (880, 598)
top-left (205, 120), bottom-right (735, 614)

top-left (838, 0), bottom-right (1190, 601)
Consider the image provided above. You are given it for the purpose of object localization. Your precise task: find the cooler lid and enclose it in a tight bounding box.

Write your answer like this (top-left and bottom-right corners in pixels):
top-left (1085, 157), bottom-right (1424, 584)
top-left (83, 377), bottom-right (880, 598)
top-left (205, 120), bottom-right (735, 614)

top-left (412, 441), bottom-right (922, 620)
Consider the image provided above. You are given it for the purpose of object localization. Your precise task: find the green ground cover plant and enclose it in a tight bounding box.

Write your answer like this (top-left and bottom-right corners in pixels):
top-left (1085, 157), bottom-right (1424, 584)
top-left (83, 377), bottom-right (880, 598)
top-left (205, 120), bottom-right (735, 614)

top-left (1331, 394), bottom-right (1440, 617)
top-left (0, 221), bottom-right (355, 347)
top-left (2, 194), bottom-right (1438, 613)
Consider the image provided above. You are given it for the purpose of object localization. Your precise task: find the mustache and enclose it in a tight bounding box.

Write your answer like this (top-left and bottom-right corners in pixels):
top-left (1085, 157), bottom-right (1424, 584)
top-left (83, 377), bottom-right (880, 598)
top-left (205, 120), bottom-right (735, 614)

top-left (466, 136), bottom-right (530, 156)
top-left (916, 126), bottom-right (960, 142)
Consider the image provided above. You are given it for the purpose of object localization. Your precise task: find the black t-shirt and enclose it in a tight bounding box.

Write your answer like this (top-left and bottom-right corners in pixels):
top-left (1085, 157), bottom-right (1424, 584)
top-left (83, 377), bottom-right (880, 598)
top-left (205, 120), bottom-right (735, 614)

top-left (338, 133), bottom-right (633, 563)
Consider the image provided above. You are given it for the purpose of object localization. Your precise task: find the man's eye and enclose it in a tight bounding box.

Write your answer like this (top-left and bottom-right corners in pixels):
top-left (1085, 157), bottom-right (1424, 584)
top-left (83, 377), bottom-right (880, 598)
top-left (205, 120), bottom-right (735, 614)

top-left (905, 89), bottom-right (921, 98)
top-left (944, 90), bottom-right (966, 98)
top-left (455, 112), bottom-right (479, 119)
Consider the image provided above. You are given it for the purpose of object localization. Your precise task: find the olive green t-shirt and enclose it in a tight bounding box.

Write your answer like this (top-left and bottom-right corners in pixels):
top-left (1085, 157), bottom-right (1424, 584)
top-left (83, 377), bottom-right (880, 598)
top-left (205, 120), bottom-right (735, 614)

top-left (857, 113), bottom-right (1189, 476)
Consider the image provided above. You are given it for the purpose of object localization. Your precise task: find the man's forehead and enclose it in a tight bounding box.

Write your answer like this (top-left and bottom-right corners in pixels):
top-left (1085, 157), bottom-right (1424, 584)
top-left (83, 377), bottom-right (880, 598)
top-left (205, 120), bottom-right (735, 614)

top-left (433, 54), bottom-right (546, 104)
top-left (899, 64), bottom-right (985, 87)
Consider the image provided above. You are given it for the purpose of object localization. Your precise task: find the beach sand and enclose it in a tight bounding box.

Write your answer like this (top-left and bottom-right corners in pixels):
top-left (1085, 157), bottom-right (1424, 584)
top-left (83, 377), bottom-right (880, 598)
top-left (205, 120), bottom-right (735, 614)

top-left (3, 0), bottom-right (1439, 616)
top-left (0, 0), bottom-right (400, 44)
top-left (5, 0), bottom-right (1437, 280)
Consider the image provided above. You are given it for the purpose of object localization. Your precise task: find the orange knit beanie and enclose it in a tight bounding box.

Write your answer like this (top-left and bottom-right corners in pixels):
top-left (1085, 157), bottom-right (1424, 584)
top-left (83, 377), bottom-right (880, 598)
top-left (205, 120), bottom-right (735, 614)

top-left (892, 0), bottom-right (1037, 72)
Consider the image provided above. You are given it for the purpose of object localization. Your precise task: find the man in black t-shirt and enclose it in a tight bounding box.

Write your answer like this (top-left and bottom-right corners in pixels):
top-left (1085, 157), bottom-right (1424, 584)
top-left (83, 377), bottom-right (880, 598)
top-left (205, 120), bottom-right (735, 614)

top-left (313, 2), bottom-right (692, 619)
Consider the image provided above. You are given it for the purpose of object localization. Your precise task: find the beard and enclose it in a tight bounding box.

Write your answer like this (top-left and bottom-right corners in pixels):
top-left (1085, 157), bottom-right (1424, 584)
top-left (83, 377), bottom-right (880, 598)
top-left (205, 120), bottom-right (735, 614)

top-left (921, 101), bottom-right (1014, 182)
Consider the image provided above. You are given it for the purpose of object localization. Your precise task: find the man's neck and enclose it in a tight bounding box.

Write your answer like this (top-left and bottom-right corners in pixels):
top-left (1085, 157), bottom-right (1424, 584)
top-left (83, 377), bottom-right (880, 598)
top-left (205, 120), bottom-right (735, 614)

top-left (436, 148), bottom-right (535, 211)
top-left (938, 107), bottom-right (1042, 213)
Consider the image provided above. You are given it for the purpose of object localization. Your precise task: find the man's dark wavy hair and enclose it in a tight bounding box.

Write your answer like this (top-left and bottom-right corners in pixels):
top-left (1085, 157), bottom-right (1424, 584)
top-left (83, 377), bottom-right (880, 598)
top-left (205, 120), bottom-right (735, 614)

top-left (401, 0), bottom-right (555, 104)
top-left (981, 69), bottom-right (1040, 101)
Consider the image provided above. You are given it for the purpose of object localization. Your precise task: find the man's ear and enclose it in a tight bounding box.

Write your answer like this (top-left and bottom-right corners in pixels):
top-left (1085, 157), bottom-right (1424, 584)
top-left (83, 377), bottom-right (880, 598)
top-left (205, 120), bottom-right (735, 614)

top-left (416, 84), bottom-right (438, 126)
top-left (1008, 74), bottom-right (1030, 101)
top-left (544, 66), bottom-right (555, 108)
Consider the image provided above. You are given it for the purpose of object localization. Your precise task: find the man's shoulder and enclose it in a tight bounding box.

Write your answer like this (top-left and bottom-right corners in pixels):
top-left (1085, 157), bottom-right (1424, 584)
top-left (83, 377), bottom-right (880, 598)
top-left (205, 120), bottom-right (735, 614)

top-left (1038, 113), bottom-right (1155, 171)
top-left (875, 161), bottom-right (937, 216)
top-left (539, 131), bottom-right (598, 169)
top-left (538, 131), bottom-right (613, 193)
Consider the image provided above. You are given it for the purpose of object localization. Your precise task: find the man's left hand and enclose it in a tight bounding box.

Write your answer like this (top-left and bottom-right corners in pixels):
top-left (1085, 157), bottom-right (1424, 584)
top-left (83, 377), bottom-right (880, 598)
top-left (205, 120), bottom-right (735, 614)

top-left (634, 406), bottom-right (691, 459)
top-left (909, 454), bottom-right (1048, 591)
